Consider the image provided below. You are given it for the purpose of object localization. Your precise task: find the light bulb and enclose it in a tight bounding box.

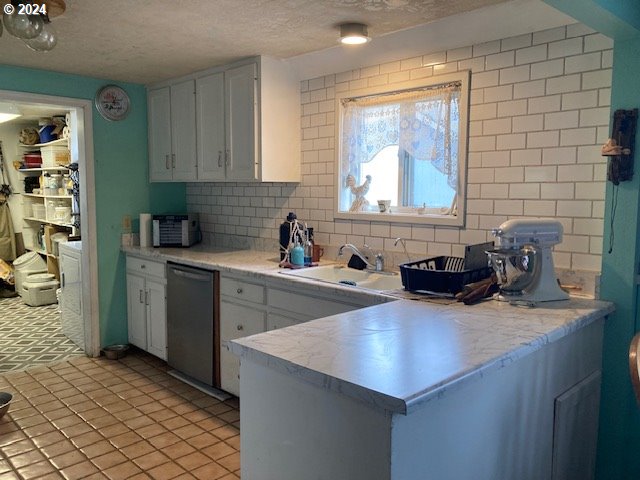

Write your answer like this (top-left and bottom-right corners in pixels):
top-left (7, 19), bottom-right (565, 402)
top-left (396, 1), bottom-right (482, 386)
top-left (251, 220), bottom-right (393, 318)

top-left (25, 23), bottom-right (57, 52)
top-left (3, 12), bottom-right (43, 39)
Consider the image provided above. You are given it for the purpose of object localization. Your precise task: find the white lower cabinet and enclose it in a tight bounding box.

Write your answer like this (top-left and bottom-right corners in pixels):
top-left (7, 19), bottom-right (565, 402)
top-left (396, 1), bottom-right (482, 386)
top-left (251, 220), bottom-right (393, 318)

top-left (126, 255), bottom-right (167, 360)
top-left (218, 275), bottom-right (380, 397)
top-left (219, 275), bottom-right (267, 396)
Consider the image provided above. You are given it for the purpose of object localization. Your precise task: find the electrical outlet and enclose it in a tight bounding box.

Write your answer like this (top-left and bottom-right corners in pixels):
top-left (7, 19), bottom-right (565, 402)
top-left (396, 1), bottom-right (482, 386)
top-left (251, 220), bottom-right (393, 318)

top-left (122, 215), bottom-right (132, 233)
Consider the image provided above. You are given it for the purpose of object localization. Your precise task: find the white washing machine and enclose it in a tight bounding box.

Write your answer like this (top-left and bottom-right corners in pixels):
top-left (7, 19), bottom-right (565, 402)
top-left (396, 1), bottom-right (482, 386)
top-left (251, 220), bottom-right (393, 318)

top-left (58, 241), bottom-right (84, 351)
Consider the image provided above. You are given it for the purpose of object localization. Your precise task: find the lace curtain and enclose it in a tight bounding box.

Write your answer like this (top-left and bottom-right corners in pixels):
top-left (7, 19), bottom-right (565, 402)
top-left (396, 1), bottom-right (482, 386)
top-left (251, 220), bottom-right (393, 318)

top-left (341, 84), bottom-right (460, 190)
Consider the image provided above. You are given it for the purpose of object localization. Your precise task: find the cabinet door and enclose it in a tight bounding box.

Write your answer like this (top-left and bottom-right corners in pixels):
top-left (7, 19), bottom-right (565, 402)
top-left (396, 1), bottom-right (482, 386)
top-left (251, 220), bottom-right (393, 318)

top-left (148, 87), bottom-right (173, 182)
top-left (551, 371), bottom-right (601, 480)
top-left (126, 274), bottom-right (147, 349)
top-left (59, 248), bottom-right (84, 350)
top-left (196, 73), bottom-right (226, 181)
top-left (146, 279), bottom-right (167, 361)
top-left (267, 311), bottom-right (302, 331)
top-left (220, 300), bottom-right (265, 396)
top-left (170, 80), bottom-right (198, 181)
top-left (225, 63), bottom-right (258, 181)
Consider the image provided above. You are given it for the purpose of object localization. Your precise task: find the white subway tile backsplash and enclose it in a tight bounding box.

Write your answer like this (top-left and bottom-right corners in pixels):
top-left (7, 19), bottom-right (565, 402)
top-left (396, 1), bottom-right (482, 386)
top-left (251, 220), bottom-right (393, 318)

top-left (516, 44), bottom-right (548, 65)
top-left (546, 74), bottom-right (581, 94)
top-left (188, 24), bottom-right (611, 278)
top-left (445, 47), bottom-right (470, 62)
top-left (583, 69), bottom-right (612, 89)
top-left (526, 166), bottom-right (557, 182)
top-left (512, 114), bottom-right (544, 133)
top-left (511, 149), bottom-right (542, 166)
top-left (533, 27), bottom-right (566, 46)
top-left (548, 38), bottom-right (583, 59)
top-left (562, 91), bottom-right (599, 110)
top-left (572, 253), bottom-right (601, 271)
top-left (530, 58), bottom-right (565, 80)
top-left (565, 52), bottom-right (602, 74)
top-left (540, 183), bottom-right (574, 200)
top-left (560, 127), bottom-right (597, 146)
top-left (514, 79), bottom-right (546, 99)
top-left (544, 110), bottom-right (579, 130)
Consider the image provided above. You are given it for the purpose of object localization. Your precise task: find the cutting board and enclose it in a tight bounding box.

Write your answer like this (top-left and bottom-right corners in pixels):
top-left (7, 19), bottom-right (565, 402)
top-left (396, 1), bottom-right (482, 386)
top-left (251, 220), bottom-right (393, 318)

top-left (464, 241), bottom-right (494, 270)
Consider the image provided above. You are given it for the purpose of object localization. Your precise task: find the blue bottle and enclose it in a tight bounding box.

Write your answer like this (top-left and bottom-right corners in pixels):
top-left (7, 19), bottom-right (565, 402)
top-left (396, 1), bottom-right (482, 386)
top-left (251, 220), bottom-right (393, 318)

top-left (290, 242), bottom-right (305, 266)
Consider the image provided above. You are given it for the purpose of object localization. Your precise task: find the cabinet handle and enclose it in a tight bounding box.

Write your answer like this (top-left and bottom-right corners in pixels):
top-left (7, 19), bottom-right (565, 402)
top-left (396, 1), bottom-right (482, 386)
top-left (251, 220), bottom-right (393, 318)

top-left (218, 150), bottom-right (222, 168)
top-left (61, 272), bottom-right (65, 288)
top-left (165, 154), bottom-right (170, 170)
top-left (141, 264), bottom-right (146, 269)
top-left (225, 149), bottom-right (230, 167)
top-left (145, 290), bottom-right (149, 306)
top-left (171, 154), bottom-right (176, 168)
top-left (236, 287), bottom-right (243, 294)
top-left (237, 324), bottom-right (244, 331)
top-left (139, 289), bottom-right (144, 303)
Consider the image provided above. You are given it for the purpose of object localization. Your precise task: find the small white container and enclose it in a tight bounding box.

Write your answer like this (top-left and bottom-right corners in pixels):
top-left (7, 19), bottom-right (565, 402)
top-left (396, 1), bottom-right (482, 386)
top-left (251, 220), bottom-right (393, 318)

top-left (32, 203), bottom-right (46, 219)
top-left (41, 145), bottom-right (70, 167)
top-left (54, 206), bottom-right (71, 223)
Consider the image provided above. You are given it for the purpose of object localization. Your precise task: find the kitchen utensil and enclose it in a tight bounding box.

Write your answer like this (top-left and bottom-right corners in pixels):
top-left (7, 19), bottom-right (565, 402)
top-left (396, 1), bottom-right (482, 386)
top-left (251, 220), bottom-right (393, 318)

top-left (487, 219), bottom-right (569, 303)
top-left (0, 392), bottom-right (12, 419)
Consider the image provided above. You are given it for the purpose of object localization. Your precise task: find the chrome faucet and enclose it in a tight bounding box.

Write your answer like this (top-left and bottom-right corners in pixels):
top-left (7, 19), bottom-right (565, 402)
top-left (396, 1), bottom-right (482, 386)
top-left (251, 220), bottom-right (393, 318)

top-left (394, 237), bottom-right (411, 263)
top-left (338, 243), bottom-right (384, 272)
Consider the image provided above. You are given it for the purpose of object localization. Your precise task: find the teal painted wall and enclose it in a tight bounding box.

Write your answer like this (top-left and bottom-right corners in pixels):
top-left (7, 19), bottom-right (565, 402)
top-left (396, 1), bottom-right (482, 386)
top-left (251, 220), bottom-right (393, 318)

top-left (0, 64), bottom-right (186, 347)
top-left (543, 2), bottom-right (640, 478)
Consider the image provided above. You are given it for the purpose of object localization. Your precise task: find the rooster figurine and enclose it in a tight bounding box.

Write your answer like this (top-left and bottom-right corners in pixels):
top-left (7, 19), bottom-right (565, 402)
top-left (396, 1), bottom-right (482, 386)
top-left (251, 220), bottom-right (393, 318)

top-left (346, 174), bottom-right (371, 212)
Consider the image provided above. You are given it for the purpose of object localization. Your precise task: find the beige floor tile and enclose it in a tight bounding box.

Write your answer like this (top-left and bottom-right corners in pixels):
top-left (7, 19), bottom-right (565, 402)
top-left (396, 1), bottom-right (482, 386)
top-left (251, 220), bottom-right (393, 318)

top-left (175, 451), bottom-right (213, 470)
top-left (16, 459), bottom-right (56, 479)
top-left (59, 460), bottom-right (99, 480)
top-left (103, 460), bottom-right (143, 480)
top-left (0, 351), bottom-right (242, 480)
top-left (191, 461), bottom-right (231, 480)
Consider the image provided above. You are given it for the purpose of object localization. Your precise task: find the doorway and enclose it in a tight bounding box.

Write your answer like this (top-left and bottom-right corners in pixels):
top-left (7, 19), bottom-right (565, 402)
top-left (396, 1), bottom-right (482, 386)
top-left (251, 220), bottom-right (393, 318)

top-left (0, 90), bottom-right (99, 372)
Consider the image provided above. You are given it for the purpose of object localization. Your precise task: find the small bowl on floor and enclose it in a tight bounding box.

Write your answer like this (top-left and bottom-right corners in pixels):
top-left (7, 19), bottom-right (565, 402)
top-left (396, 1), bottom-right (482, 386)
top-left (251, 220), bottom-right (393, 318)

top-left (102, 344), bottom-right (130, 360)
top-left (0, 392), bottom-right (13, 419)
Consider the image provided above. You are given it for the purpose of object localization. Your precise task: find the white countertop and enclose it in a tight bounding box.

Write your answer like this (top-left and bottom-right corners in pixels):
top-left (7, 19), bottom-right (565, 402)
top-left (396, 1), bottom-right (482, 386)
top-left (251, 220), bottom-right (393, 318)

top-left (123, 245), bottom-right (614, 415)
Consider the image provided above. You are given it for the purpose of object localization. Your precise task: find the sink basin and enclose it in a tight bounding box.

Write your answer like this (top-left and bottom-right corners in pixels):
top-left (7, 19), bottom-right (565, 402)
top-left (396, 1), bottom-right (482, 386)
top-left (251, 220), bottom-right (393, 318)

top-left (281, 265), bottom-right (402, 291)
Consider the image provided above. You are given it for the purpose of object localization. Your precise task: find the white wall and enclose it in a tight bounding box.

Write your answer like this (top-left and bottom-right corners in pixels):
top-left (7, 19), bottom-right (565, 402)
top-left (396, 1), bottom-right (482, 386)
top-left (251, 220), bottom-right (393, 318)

top-left (187, 23), bottom-right (612, 274)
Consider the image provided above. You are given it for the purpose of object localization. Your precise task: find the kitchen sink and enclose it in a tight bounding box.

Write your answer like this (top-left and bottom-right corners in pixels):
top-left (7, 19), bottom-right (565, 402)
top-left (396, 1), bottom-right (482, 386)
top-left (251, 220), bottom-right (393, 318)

top-left (281, 265), bottom-right (403, 291)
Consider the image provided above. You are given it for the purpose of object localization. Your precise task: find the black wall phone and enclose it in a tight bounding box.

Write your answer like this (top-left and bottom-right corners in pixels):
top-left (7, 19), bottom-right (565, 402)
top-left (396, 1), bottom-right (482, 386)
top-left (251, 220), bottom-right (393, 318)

top-left (605, 109), bottom-right (637, 185)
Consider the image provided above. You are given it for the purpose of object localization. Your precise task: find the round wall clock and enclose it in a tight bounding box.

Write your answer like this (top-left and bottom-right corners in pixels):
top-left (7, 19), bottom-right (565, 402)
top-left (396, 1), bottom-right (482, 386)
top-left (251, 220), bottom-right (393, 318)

top-left (95, 85), bottom-right (130, 121)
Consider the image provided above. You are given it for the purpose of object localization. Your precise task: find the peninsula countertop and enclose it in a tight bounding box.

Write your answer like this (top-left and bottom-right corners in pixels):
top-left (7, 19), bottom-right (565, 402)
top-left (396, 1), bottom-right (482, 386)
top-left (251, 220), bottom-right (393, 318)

top-left (123, 245), bottom-right (614, 415)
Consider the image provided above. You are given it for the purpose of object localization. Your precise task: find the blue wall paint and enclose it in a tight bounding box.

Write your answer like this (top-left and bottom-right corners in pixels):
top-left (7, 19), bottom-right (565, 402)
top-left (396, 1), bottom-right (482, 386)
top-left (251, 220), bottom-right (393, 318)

top-left (0, 64), bottom-right (186, 346)
top-left (543, 2), bottom-right (640, 478)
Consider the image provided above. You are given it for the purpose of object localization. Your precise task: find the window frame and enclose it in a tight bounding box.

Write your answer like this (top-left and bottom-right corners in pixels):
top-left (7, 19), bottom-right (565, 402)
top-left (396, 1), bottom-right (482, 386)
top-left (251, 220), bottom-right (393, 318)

top-left (334, 70), bottom-right (470, 227)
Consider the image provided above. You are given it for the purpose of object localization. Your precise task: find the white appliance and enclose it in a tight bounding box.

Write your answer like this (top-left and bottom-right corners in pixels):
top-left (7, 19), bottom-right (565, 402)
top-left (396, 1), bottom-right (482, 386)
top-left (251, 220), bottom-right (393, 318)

top-left (59, 241), bottom-right (84, 350)
top-left (487, 219), bottom-right (569, 303)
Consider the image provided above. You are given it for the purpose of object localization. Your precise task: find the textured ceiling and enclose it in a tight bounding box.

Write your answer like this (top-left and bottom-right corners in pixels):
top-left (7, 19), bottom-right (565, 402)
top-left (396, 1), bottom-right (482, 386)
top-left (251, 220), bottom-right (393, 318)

top-left (0, 0), bottom-right (511, 84)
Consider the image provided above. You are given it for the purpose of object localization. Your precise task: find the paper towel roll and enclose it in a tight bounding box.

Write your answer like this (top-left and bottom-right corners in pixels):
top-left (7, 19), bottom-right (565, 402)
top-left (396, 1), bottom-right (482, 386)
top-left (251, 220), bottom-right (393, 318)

top-left (140, 213), bottom-right (152, 248)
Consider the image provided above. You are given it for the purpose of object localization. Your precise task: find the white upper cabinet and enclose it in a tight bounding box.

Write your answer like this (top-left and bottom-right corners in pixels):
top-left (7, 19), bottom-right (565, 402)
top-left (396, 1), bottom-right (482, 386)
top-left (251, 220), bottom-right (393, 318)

top-left (148, 56), bottom-right (300, 183)
top-left (148, 80), bottom-right (197, 182)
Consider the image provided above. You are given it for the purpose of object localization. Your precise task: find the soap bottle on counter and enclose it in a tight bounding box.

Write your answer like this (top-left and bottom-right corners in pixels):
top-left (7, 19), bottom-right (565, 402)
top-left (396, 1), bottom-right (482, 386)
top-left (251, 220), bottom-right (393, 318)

top-left (290, 240), bottom-right (305, 266)
top-left (304, 227), bottom-right (313, 266)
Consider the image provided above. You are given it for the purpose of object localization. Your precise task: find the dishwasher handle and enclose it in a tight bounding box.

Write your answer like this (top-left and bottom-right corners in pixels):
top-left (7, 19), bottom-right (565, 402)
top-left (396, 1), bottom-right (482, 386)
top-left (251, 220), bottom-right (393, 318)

top-left (169, 266), bottom-right (212, 282)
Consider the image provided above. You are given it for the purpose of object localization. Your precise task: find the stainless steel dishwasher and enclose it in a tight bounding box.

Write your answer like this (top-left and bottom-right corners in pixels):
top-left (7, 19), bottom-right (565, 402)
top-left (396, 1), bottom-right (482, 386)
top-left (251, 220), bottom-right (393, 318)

top-left (166, 262), bottom-right (219, 388)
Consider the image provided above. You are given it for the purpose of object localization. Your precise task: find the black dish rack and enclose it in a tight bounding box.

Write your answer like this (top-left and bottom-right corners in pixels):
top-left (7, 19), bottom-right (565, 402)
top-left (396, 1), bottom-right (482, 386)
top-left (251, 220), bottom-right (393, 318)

top-left (399, 256), bottom-right (493, 295)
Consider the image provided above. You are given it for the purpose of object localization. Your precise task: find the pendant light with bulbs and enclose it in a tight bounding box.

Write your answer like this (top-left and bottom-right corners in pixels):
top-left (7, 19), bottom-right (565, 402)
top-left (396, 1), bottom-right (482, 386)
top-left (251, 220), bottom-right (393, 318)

top-left (1, 0), bottom-right (65, 52)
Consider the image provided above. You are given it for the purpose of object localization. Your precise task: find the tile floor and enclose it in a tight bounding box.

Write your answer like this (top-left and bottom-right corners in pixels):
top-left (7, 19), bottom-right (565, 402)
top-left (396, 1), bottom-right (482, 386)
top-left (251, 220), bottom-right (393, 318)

top-left (0, 350), bottom-right (241, 479)
top-left (0, 297), bottom-right (85, 373)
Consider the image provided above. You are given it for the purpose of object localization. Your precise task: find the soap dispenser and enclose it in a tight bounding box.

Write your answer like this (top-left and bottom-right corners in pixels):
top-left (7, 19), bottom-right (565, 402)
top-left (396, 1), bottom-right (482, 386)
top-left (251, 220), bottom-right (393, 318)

top-left (290, 240), bottom-right (305, 266)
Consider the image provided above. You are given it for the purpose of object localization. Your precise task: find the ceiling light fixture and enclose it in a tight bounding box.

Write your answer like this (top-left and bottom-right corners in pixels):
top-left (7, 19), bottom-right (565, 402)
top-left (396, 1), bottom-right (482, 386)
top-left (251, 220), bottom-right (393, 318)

top-left (0, 103), bottom-right (22, 124)
top-left (0, 0), bottom-right (65, 52)
top-left (339, 23), bottom-right (370, 45)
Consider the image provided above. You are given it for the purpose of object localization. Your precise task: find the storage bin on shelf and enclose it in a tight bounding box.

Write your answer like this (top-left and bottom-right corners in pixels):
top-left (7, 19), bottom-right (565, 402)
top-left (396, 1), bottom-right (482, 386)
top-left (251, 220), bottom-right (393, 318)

top-left (31, 203), bottom-right (46, 219)
top-left (41, 145), bottom-right (70, 167)
top-left (399, 256), bottom-right (493, 295)
top-left (46, 199), bottom-right (68, 223)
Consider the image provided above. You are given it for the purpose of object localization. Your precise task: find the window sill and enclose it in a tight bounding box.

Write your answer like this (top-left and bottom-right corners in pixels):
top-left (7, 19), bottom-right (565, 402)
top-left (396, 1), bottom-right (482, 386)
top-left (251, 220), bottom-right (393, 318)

top-left (334, 210), bottom-right (463, 227)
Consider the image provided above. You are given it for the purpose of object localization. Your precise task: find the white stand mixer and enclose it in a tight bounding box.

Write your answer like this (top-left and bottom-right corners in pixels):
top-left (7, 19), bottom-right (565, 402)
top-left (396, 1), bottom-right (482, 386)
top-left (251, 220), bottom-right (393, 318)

top-left (488, 219), bottom-right (569, 303)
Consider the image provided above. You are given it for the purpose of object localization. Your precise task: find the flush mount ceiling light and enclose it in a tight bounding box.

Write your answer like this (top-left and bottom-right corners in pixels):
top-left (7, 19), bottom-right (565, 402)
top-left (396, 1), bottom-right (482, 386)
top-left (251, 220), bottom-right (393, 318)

top-left (339, 23), bottom-right (370, 45)
top-left (0, 102), bottom-right (22, 124)
top-left (1, 0), bottom-right (65, 52)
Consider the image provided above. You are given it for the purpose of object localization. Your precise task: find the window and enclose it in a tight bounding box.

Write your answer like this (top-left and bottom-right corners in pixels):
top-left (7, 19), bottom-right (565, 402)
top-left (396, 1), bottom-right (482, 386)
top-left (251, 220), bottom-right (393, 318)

top-left (336, 71), bottom-right (469, 226)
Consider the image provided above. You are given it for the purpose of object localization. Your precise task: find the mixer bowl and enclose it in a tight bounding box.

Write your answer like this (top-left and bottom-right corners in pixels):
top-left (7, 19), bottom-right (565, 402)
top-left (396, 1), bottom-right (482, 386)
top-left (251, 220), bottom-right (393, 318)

top-left (486, 248), bottom-right (538, 293)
